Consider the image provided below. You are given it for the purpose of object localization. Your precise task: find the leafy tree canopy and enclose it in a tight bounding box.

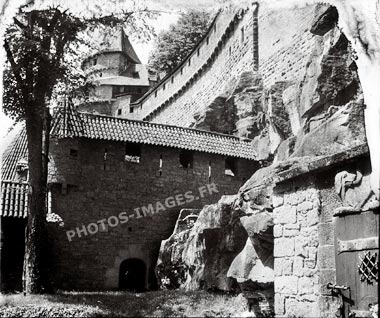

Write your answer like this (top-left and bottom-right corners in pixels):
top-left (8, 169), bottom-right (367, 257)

top-left (2, 0), bottom-right (156, 122)
top-left (148, 10), bottom-right (212, 76)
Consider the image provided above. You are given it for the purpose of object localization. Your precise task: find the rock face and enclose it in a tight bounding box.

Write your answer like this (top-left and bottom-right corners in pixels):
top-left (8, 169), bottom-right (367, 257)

top-left (156, 3), bottom-right (369, 316)
top-left (156, 196), bottom-right (247, 291)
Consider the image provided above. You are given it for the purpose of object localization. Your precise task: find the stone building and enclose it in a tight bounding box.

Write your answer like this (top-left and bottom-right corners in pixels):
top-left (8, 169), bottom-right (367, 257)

top-left (78, 28), bottom-right (156, 118)
top-left (1, 2), bottom-right (379, 317)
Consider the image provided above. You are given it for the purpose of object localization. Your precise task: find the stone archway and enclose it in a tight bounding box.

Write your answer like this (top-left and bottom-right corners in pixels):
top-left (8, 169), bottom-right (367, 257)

top-left (119, 258), bottom-right (146, 292)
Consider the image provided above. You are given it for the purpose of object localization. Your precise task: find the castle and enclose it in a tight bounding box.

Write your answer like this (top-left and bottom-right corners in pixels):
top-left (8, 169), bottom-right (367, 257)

top-left (1, 3), bottom-right (378, 317)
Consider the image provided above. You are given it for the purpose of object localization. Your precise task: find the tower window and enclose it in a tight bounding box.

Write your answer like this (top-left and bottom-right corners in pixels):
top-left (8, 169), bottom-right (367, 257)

top-left (225, 157), bottom-right (237, 176)
top-left (118, 109), bottom-right (122, 116)
top-left (129, 106), bottom-right (134, 113)
top-left (125, 142), bottom-right (141, 163)
top-left (179, 150), bottom-right (193, 169)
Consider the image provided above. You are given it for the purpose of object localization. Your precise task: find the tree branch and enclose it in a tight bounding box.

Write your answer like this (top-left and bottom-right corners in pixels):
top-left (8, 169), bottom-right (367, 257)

top-left (3, 39), bottom-right (27, 101)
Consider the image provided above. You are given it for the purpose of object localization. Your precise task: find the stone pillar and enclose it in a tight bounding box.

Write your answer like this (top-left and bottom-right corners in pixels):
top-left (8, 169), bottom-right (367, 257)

top-left (273, 178), bottom-right (321, 317)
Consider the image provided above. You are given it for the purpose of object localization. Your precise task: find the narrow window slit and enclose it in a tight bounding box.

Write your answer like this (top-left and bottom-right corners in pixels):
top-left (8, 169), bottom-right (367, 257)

top-left (125, 142), bottom-right (141, 163)
top-left (159, 154), bottom-right (163, 176)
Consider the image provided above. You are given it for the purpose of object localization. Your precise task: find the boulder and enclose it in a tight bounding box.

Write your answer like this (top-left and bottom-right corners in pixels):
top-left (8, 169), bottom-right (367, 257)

top-left (156, 196), bottom-right (247, 291)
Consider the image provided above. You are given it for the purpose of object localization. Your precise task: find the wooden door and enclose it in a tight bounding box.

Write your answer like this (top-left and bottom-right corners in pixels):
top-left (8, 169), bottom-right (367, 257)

top-left (334, 209), bottom-right (379, 318)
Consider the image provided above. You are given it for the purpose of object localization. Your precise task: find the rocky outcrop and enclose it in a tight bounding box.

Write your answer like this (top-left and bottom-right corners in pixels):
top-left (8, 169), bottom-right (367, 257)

top-left (156, 196), bottom-right (247, 291)
top-left (156, 3), bottom-right (370, 315)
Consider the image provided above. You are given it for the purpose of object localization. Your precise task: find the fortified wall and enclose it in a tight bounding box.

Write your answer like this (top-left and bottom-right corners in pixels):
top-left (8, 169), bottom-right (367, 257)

top-left (130, 5), bottom-right (258, 127)
top-left (130, 4), bottom-right (317, 136)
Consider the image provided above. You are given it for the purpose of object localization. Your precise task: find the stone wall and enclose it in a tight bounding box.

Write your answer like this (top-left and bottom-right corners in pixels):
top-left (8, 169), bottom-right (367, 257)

top-left (273, 177), bottom-right (322, 317)
top-left (47, 137), bottom-right (257, 291)
top-left (131, 6), bottom-right (258, 125)
top-left (272, 155), bottom-right (374, 318)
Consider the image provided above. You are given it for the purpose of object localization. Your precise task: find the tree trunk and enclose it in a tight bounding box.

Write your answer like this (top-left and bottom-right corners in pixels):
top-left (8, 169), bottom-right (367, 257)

top-left (23, 105), bottom-right (51, 294)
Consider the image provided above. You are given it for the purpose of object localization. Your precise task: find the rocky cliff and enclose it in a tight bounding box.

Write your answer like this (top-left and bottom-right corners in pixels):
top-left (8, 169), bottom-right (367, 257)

top-left (156, 3), bottom-right (368, 316)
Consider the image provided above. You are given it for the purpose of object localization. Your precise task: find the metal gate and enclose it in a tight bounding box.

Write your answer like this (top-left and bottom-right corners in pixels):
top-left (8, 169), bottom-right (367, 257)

top-left (334, 209), bottom-right (379, 318)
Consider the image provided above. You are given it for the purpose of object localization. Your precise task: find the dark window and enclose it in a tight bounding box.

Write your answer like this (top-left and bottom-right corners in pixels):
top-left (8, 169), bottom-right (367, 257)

top-left (93, 58), bottom-right (97, 65)
top-left (132, 72), bottom-right (139, 78)
top-left (125, 142), bottom-right (141, 163)
top-left (179, 150), bottom-right (193, 169)
top-left (155, 91), bottom-right (158, 98)
top-left (117, 109), bottom-right (122, 116)
top-left (206, 37), bottom-right (209, 45)
top-left (129, 106), bottom-right (134, 113)
top-left (137, 88), bottom-right (143, 94)
top-left (163, 83), bottom-right (166, 90)
top-left (99, 72), bottom-right (102, 77)
top-left (225, 157), bottom-right (237, 176)
top-left (180, 67), bottom-right (183, 75)
top-left (188, 58), bottom-right (191, 66)
top-left (171, 76), bottom-right (174, 84)
top-left (70, 149), bottom-right (78, 157)
top-left (214, 24), bottom-right (216, 32)
top-left (241, 27), bottom-right (245, 43)
top-left (197, 48), bottom-right (200, 56)
top-left (229, 46), bottom-right (232, 56)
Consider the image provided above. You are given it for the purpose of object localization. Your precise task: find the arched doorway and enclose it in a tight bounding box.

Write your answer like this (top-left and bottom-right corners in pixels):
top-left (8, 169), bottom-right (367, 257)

top-left (119, 258), bottom-right (146, 292)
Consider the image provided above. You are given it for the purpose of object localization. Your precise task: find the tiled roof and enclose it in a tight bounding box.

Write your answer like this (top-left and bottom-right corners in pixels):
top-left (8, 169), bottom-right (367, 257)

top-left (1, 181), bottom-right (28, 218)
top-left (1, 126), bottom-right (28, 181)
top-left (1, 126), bottom-right (29, 218)
top-left (51, 105), bottom-right (257, 160)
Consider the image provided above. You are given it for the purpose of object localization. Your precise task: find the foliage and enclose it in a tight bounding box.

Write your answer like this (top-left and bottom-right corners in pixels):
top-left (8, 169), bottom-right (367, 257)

top-left (148, 10), bottom-right (212, 76)
top-left (2, 1), bottom-right (156, 122)
top-left (0, 290), bottom-right (249, 317)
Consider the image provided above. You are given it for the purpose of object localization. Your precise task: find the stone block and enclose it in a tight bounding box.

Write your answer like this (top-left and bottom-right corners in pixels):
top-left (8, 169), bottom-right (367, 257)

top-left (273, 195), bottom-right (284, 208)
top-left (318, 222), bottom-right (334, 246)
top-left (274, 205), bottom-right (297, 224)
top-left (298, 276), bottom-right (314, 295)
top-left (273, 224), bottom-right (283, 237)
top-left (284, 228), bottom-right (299, 237)
top-left (307, 208), bottom-right (319, 226)
top-left (274, 257), bottom-right (293, 276)
top-left (293, 256), bottom-right (304, 276)
top-left (295, 236), bottom-right (308, 257)
top-left (318, 296), bottom-right (341, 318)
top-left (275, 276), bottom-right (298, 294)
top-left (275, 294), bottom-right (285, 316)
top-left (319, 269), bottom-right (336, 295)
top-left (317, 245), bottom-right (335, 269)
top-left (285, 297), bottom-right (319, 318)
top-left (297, 201), bottom-right (313, 212)
top-left (274, 237), bottom-right (295, 257)
top-left (307, 247), bottom-right (318, 261)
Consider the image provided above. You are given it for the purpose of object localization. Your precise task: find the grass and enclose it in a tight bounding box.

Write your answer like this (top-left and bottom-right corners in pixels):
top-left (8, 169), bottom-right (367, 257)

top-left (0, 290), bottom-right (254, 317)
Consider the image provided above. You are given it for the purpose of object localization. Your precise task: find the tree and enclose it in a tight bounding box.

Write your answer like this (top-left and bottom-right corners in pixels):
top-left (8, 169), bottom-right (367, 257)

top-left (148, 10), bottom-right (211, 76)
top-left (2, 1), bottom-right (155, 294)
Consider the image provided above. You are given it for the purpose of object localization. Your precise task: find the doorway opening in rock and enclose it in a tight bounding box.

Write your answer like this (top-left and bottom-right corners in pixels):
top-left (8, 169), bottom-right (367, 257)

top-left (119, 258), bottom-right (146, 292)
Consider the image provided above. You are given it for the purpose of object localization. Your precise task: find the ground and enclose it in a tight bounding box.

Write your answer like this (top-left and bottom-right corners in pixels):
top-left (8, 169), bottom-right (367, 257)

top-left (0, 290), bottom-right (253, 317)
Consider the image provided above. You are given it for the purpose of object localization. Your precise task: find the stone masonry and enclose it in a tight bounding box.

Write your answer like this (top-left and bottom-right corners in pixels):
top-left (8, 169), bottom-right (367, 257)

top-left (47, 137), bottom-right (257, 291)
